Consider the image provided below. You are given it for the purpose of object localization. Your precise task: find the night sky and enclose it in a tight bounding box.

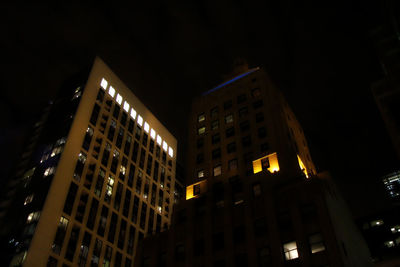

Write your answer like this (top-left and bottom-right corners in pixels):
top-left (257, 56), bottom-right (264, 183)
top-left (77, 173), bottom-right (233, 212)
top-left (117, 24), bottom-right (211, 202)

top-left (1, 1), bottom-right (398, 217)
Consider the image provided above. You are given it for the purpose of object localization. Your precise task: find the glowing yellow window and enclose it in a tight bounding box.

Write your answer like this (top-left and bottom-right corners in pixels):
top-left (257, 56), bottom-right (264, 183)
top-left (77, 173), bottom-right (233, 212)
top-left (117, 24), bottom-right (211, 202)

top-left (297, 155), bottom-right (309, 178)
top-left (252, 152), bottom-right (280, 174)
top-left (186, 180), bottom-right (207, 200)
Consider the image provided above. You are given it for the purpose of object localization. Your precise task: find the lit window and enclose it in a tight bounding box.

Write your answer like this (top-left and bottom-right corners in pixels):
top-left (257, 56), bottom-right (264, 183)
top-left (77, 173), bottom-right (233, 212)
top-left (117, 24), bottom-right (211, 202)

top-left (44, 167), bottom-right (55, 177)
top-left (198, 126), bottom-right (206, 135)
top-left (309, 233), bottom-right (325, 254)
top-left (213, 165), bottom-right (222, 176)
top-left (123, 101), bottom-right (130, 112)
top-left (108, 86), bottom-right (116, 97)
top-left (186, 180), bottom-right (207, 200)
top-left (100, 78), bottom-right (108, 89)
top-left (157, 135), bottom-right (162, 145)
top-left (24, 195), bottom-right (34, 205)
top-left (225, 114), bottom-right (233, 124)
top-left (198, 113), bottom-right (205, 123)
top-left (116, 94), bottom-right (123, 105)
top-left (297, 155), bottom-right (309, 178)
top-left (197, 170), bottom-right (204, 178)
top-left (371, 219), bottom-right (384, 227)
top-left (26, 211), bottom-right (40, 224)
top-left (384, 240), bottom-right (395, 248)
top-left (137, 115), bottom-right (143, 126)
top-left (144, 122), bottom-right (150, 133)
top-left (283, 241), bottom-right (298, 260)
top-left (163, 141), bottom-right (168, 151)
top-left (390, 225), bottom-right (400, 233)
top-left (130, 108), bottom-right (137, 119)
top-left (252, 153), bottom-right (280, 174)
top-left (168, 147), bottom-right (174, 157)
top-left (158, 206), bottom-right (162, 213)
top-left (150, 129), bottom-right (156, 139)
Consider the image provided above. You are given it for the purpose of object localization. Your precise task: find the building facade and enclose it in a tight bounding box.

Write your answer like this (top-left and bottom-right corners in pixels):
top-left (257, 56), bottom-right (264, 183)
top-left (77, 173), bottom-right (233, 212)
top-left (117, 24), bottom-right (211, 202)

top-left (135, 65), bottom-right (372, 266)
top-left (1, 57), bottom-right (177, 267)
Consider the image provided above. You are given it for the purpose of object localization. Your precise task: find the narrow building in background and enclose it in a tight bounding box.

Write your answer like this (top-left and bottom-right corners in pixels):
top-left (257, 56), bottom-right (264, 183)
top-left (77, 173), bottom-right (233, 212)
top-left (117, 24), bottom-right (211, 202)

top-left (0, 57), bottom-right (177, 267)
top-left (135, 64), bottom-right (372, 266)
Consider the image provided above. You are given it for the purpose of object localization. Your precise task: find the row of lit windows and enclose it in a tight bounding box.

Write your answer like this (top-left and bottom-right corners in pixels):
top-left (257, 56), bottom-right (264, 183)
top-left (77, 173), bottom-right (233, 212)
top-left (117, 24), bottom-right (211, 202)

top-left (100, 78), bottom-right (174, 158)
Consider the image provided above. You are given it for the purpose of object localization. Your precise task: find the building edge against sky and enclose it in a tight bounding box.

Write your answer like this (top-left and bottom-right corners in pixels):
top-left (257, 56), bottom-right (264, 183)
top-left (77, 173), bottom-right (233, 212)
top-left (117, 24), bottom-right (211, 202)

top-left (135, 65), bottom-right (372, 266)
top-left (2, 57), bottom-right (178, 266)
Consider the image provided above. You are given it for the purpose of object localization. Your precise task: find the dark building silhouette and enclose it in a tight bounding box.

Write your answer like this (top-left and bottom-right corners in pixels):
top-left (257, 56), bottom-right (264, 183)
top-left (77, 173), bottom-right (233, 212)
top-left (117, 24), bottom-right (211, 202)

top-left (0, 58), bottom-right (178, 267)
top-left (135, 65), bottom-right (372, 266)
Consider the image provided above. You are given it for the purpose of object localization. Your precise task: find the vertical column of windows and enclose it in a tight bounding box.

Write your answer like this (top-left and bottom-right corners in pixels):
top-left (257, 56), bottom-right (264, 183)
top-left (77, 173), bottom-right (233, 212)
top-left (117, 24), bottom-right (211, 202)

top-left (104, 175), bottom-right (114, 204)
top-left (51, 216), bottom-right (69, 255)
top-left (75, 190), bottom-right (89, 222)
top-left (107, 213), bottom-right (118, 243)
top-left (86, 198), bottom-right (99, 230)
top-left (77, 231), bottom-right (91, 267)
top-left (97, 205), bottom-right (109, 237)
top-left (114, 182), bottom-right (123, 211)
top-left (117, 219), bottom-right (127, 250)
top-left (90, 238), bottom-right (102, 266)
top-left (107, 119), bottom-right (116, 142)
top-left (131, 196), bottom-right (139, 224)
top-left (94, 168), bottom-right (106, 197)
top-left (65, 225), bottom-right (80, 262)
top-left (122, 189), bottom-right (132, 218)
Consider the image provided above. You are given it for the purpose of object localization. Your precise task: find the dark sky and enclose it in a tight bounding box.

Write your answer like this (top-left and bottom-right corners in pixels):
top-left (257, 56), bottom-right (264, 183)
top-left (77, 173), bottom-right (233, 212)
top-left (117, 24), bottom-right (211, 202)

top-left (1, 1), bottom-right (398, 217)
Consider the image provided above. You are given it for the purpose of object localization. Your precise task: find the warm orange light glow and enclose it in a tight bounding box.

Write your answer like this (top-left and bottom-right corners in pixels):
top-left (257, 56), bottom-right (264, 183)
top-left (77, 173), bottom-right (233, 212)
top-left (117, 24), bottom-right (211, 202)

top-left (186, 180), bottom-right (207, 200)
top-left (252, 152), bottom-right (280, 174)
top-left (297, 155), bottom-right (309, 178)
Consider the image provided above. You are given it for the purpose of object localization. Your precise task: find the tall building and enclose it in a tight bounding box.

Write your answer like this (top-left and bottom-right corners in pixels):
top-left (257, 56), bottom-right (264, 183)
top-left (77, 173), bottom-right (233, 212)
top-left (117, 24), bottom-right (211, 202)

top-left (0, 57), bottom-right (177, 267)
top-left (135, 65), bottom-right (372, 266)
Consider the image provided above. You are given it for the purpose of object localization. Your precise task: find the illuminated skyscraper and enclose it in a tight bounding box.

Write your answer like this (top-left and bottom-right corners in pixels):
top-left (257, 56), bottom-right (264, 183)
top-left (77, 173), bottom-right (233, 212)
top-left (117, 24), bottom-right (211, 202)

top-left (135, 64), bottom-right (372, 267)
top-left (0, 57), bottom-right (177, 267)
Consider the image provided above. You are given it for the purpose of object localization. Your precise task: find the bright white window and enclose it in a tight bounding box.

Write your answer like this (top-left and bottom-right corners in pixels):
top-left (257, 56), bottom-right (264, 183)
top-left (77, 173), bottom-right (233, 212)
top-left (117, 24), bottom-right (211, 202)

top-left (108, 86), bottom-right (116, 97)
top-left (198, 126), bottom-right (206, 135)
top-left (391, 225), bottom-right (400, 233)
top-left (150, 129), bottom-right (156, 139)
top-left (157, 135), bottom-right (162, 145)
top-left (24, 195), bottom-right (34, 205)
top-left (116, 94), bottom-right (123, 105)
top-left (44, 167), bottom-right (55, 177)
top-left (283, 241), bottom-right (299, 260)
top-left (168, 147), bottom-right (174, 157)
top-left (144, 122), bottom-right (150, 133)
top-left (157, 206), bottom-right (162, 213)
top-left (130, 108), bottom-right (137, 119)
top-left (163, 141), bottom-right (168, 151)
top-left (100, 78), bottom-right (108, 89)
top-left (26, 211), bottom-right (40, 224)
top-left (198, 169), bottom-right (204, 178)
top-left (123, 101), bottom-right (130, 112)
top-left (371, 219), bottom-right (384, 227)
top-left (137, 115), bottom-right (143, 126)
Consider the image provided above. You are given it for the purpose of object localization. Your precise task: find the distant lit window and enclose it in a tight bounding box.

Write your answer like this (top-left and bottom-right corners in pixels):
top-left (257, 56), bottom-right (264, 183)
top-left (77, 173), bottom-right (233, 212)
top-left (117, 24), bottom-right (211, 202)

top-left (101, 78), bottom-right (108, 89)
top-left (137, 115), bottom-right (143, 126)
top-left (144, 122), bottom-right (150, 133)
top-left (26, 211), bottom-right (40, 224)
top-left (130, 108), bottom-right (137, 119)
top-left (168, 147), bottom-right (174, 157)
top-left (108, 86), bottom-right (116, 97)
top-left (198, 113), bottom-right (205, 123)
top-left (123, 101), bottom-right (130, 112)
top-left (384, 240), bottom-right (395, 248)
top-left (197, 170), bottom-right (204, 179)
top-left (157, 135), bottom-right (162, 145)
top-left (163, 141), bottom-right (168, 151)
top-left (116, 94), bottom-right (123, 105)
top-left (213, 165), bottom-right (222, 176)
top-left (371, 219), bottom-right (384, 227)
top-left (283, 241), bottom-right (298, 260)
top-left (309, 233), bottom-right (325, 254)
top-left (158, 206), bottom-right (162, 213)
top-left (198, 126), bottom-right (206, 135)
top-left (390, 225), bottom-right (400, 233)
top-left (225, 114), bottom-right (233, 124)
top-left (253, 153), bottom-right (280, 174)
top-left (150, 129), bottom-right (156, 139)
top-left (24, 194), bottom-right (34, 205)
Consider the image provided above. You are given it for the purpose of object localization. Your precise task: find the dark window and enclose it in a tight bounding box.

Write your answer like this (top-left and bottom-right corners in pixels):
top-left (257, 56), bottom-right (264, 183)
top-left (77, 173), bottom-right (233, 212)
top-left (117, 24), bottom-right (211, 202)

top-left (226, 127), bottom-right (235, 138)
top-left (212, 133), bottom-right (220, 144)
top-left (139, 148), bottom-right (146, 169)
top-left (254, 217), bottom-right (267, 236)
top-left (86, 198), bottom-right (99, 230)
top-left (227, 142), bottom-right (236, 153)
top-left (196, 153), bottom-right (204, 164)
top-left (135, 125), bottom-right (141, 140)
top-left (116, 128), bottom-right (124, 148)
top-left (213, 232), bottom-right (224, 250)
top-left (258, 247), bottom-right (271, 267)
top-left (146, 155), bottom-right (153, 176)
top-left (252, 88), bottom-right (261, 97)
top-left (90, 104), bottom-right (101, 126)
top-left (97, 206), bottom-right (109, 237)
top-left (237, 94), bottom-right (247, 104)
top-left (142, 133), bottom-right (148, 147)
top-left (153, 161), bottom-right (159, 182)
top-left (212, 148), bottom-right (221, 159)
top-left (240, 121), bottom-right (250, 132)
top-left (148, 208), bottom-right (155, 235)
top-left (156, 145), bottom-right (161, 159)
top-left (224, 100), bottom-right (232, 110)
top-left (82, 126), bottom-right (94, 151)
top-left (96, 90), bottom-right (104, 104)
top-left (94, 168), bottom-right (105, 197)
top-left (151, 184), bottom-right (157, 206)
top-left (110, 149), bottom-right (119, 174)
top-left (63, 182), bottom-right (78, 215)
top-left (127, 164), bottom-right (135, 187)
top-left (197, 138), bottom-right (204, 149)
top-left (231, 177), bottom-right (244, 205)
top-left (242, 136), bottom-right (252, 147)
top-left (123, 189), bottom-right (132, 218)
top-left (103, 246), bottom-right (112, 267)
top-left (90, 239), bottom-right (102, 267)
top-left (115, 252), bottom-right (122, 267)
top-left (118, 219), bottom-right (127, 250)
top-left (83, 163), bottom-right (95, 190)
top-left (149, 139), bottom-right (155, 154)
top-left (65, 225), bottom-right (80, 261)
top-left (107, 120), bottom-right (116, 142)
top-left (253, 100), bottom-right (263, 109)
top-left (135, 171), bottom-right (142, 195)
top-left (239, 106), bottom-right (248, 118)
top-left (233, 225), bottom-right (246, 244)
top-left (260, 142), bottom-right (269, 152)
top-left (235, 253), bottom-right (247, 267)
top-left (210, 106), bottom-right (218, 117)
top-left (75, 191), bottom-right (89, 222)
top-left (193, 184), bottom-right (201, 196)
top-left (52, 216), bottom-right (69, 255)
top-left (127, 225), bottom-right (136, 254)
top-left (107, 212), bottom-right (118, 243)
top-left (212, 182), bottom-right (224, 208)
top-left (77, 231), bottom-right (91, 267)
top-left (228, 159), bottom-right (238, 170)
top-left (113, 104), bottom-right (120, 119)
top-left (258, 127), bottom-right (267, 138)
top-left (131, 141), bottom-right (139, 163)
top-left (120, 112), bottom-right (127, 126)
top-left (114, 183), bottom-right (123, 211)
top-left (175, 243), bottom-right (185, 261)
top-left (211, 120), bottom-right (219, 130)
top-left (131, 196), bottom-right (139, 223)
top-left (140, 203), bottom-right (147, 229)
top-left (255, 112), bottom-right (264, 123)
top-left (194, 239), bottom-right (205, 256)
top-left (47, 256), bottom-right (58, 267)
top-left (128, 119), bottom-right (134, 133)
top-left (101, 143), bottom-right (111, 167)
top-left (252, 183), bottom-right (262, 197)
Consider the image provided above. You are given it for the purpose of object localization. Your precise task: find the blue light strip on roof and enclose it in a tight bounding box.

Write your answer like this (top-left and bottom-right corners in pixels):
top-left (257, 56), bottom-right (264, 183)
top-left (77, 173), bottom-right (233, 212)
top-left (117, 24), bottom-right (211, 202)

top-left (202, 67), bottom-right (260, 96)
